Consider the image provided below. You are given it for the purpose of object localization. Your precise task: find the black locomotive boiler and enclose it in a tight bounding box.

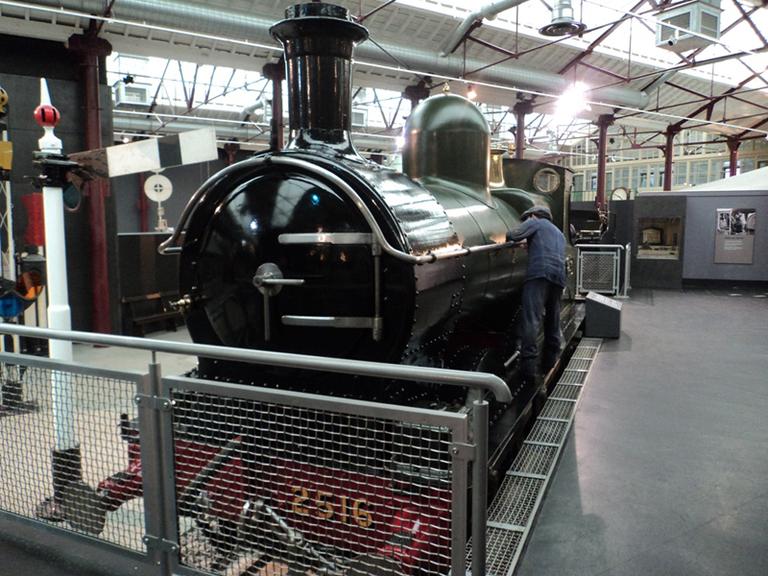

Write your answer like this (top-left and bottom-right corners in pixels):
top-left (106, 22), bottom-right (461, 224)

top-left (162, 2), bottom-right (579, 399)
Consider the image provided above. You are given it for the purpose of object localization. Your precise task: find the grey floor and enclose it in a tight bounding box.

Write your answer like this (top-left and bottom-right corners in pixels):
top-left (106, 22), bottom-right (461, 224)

top-left (516, 288), bottom-right (768, 576)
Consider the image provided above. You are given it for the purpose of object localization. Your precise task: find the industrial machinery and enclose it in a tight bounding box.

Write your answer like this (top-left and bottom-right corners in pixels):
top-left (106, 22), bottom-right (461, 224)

top-left (74, 4), bottom-right (582, 575)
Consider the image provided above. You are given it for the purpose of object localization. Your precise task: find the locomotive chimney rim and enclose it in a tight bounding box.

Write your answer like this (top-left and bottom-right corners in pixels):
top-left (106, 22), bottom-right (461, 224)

top-left (271, 3), bottom-right (368, 155)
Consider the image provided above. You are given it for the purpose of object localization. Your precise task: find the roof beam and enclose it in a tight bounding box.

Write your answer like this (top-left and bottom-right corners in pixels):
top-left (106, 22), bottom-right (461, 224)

top-left (358, 0), bottom-right (397, 24)
top-left (737, 116), bottom-right (768, 139)
top-left (667, 80), bottom-right (768, 112)
top-left (731, 0), bottom-right (768, 48)
top-left (670, 67), bottom-right (767, 130)
top-left (558, 0), bottom-right (649, 75)
top-left (580, 61), bottom-right (628, 82)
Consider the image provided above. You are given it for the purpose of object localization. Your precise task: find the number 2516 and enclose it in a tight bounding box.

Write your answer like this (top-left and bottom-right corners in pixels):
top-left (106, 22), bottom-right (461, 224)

top-left (291, 486), bottom-right (373, 528)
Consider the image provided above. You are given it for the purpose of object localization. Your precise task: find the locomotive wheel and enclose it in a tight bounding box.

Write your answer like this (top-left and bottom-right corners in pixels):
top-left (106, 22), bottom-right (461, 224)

top-left (60, 480), bottom-right (107, 535)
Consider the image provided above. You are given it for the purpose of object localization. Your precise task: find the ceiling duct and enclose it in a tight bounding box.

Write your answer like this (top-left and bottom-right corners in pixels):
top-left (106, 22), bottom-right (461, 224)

top-left (439, 0), bottom-right (531, 57)
top-left (24, 0), bottom-right (647, 109)
top-left (539, 0), bottom-right (587, 36)
top-left (112, 113), bottom-right (395, 153)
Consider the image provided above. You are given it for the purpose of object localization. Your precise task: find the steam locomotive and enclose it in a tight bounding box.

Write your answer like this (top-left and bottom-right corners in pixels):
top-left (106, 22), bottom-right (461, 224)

top-left (86, 3), bottom-right (582, 575)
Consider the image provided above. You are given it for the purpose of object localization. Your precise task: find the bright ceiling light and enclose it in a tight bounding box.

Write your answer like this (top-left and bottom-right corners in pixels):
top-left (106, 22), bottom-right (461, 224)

top-left (466, 83), bottom-right (477, 101)
top-left (554, 81), bottom-right (591, 123)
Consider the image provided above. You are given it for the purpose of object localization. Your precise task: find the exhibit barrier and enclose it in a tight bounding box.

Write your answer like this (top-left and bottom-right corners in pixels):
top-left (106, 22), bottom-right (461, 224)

top-left (0, 324), bottom-right (500, 576)
top-left (575, 243), bottom-right (631, 297)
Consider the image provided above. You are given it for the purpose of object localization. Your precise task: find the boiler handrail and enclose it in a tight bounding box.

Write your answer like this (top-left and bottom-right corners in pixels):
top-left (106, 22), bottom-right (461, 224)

top-left (159, 155), bottom-right (518, 264)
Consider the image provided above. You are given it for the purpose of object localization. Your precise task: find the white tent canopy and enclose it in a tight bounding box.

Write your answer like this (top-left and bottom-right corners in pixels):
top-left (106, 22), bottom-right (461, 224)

top-left (692, 166), bottom-right (768, 192)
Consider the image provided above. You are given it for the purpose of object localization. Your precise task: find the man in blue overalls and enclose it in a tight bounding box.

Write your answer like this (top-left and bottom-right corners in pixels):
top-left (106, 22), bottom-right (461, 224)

top-left (507, 206), bottom-right (566, 384)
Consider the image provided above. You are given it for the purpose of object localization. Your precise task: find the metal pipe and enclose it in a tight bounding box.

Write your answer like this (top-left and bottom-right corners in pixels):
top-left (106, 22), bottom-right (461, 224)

top-left (0, 323), bottom-right (512, 402)
top-left (595, 114), bottom-right (613, 210)
top-left (471, 400), bottom-right (489, 576)
top-left (575, 244), bottom-right (625, 250)
top-left (23, 0), bottom-right (649, 110)
top-left (727, 138), bottom-right (741, 177)
top-left (372, 242), bottom-right (383, 342)
top-left (111, 114), bottom-right (395, 153)
top-left (137, 172), bottom-right (149, 232)
top-left (513, 100), bottom-right (532, 159)
top-left (36, 79), bottom-right (75, 451)
top-left (68, 31), bottom-right (112, 334)
top-left (262, 61), bottom-right (284, 151)
top-left (622, 242), bottom-right (631, 298)
top-left (663, 127), bottom-right (678, 191)
top-left (440, 0), bottom-right (530, 56)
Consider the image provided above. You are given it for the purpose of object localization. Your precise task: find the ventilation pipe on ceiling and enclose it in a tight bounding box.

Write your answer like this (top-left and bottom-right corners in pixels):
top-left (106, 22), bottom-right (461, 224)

top-left (111, 114), bottom-right (396, 151)
top-left (26, 0), bottom-right (648, 109)
top-left (539, 0), bottom-right (587, 36)
top-left (439, 0), bottom-right (531, 57)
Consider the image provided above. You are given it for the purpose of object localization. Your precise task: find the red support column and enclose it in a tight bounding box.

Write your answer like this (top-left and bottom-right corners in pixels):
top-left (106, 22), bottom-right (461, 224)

top-left (262, 60), bottom-right (285, 152)
top-left (137, 173), bottom-right (148, 233)
top-left (513, 100), bottom-right (533, 160)
top-left (595, 114), bottom-right (614, 210)
top-left (68, 29), bottom-right (112, 334)
top-left (223, 143), bottom-right (240, 166)
top-left (663, 126), bottom-right (679, 191)
top-left (727, 137), bottom-right (741, 177)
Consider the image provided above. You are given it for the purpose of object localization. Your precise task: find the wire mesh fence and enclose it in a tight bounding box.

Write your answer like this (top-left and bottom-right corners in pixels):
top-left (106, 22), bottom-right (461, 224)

top-left (167, 382), bottom-right (463, 576)
top-left (0, 354), bottom-right (146, 552)
top-left (577, 249), bottom-right (620, 294)
top-left (0, 325), bottom-right (489, 576)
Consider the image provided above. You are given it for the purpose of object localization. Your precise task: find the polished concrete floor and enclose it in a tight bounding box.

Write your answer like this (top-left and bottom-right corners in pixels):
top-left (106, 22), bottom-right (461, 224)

top-left (1, 288), bottom-right (767, 575)
top-left (516, 287), bottom-right (768, 576)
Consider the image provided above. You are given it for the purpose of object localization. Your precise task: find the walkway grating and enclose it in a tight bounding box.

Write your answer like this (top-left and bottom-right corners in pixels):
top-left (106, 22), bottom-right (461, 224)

top-left (466, 337), bottom-right (602, 576)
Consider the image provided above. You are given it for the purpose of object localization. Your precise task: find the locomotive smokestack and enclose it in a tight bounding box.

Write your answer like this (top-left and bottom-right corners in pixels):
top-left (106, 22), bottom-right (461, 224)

top-left (271, 3), bottom-right (368, 155)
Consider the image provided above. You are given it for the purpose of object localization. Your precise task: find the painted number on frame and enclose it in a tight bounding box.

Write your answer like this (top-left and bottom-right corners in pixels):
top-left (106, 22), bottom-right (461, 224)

top-left (291, 486), bottom-right (373, 528)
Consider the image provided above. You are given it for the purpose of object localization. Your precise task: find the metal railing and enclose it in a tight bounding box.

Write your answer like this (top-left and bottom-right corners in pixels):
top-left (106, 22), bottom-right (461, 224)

top-left (0, 324), bottom-right (502, 576)
top-left (575, 243), bottom-right (631, 298)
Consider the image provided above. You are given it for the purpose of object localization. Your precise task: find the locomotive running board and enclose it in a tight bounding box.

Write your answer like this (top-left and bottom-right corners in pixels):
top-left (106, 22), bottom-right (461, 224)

top-left (466, 337), bottom-right (603, 576)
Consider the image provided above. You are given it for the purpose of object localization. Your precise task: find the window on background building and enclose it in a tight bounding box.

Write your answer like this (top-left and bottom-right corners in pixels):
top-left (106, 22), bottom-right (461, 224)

top-left (721, 160), bottom-right (737, 178)
top-left (674, 161), bottom-right (689, 186)
top-left (649, 164), bottom-right (662, 189)
top-left (691, 160), bottom-right (709, 185)
top-left (742, 158), bottom-right (755, 173)
top-left (659, 169), bottom-right (665, 189)
top-left (634, 166), bottom-right (648, 189)
top-left (574, 145), bottom-right (584, 166)
top-left (606, 172), bottom-right (614, 191)
top-left (616, 166), bottom-right (630, 189)
top-left (573, 174), bottom-right (584, 191)
top-left (590, 174), bottom-right (597, 191)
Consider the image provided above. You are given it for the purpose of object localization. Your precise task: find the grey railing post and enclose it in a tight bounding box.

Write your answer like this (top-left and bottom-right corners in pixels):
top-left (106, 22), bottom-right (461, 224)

top-left (623, 242), bottom-right (632, 297)
top-left (137, 361), bottom-right (178, 575)
top-left (471, 399), bottom-right (489, 576)
top-left (451, 437), bottom-right (472, 575)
